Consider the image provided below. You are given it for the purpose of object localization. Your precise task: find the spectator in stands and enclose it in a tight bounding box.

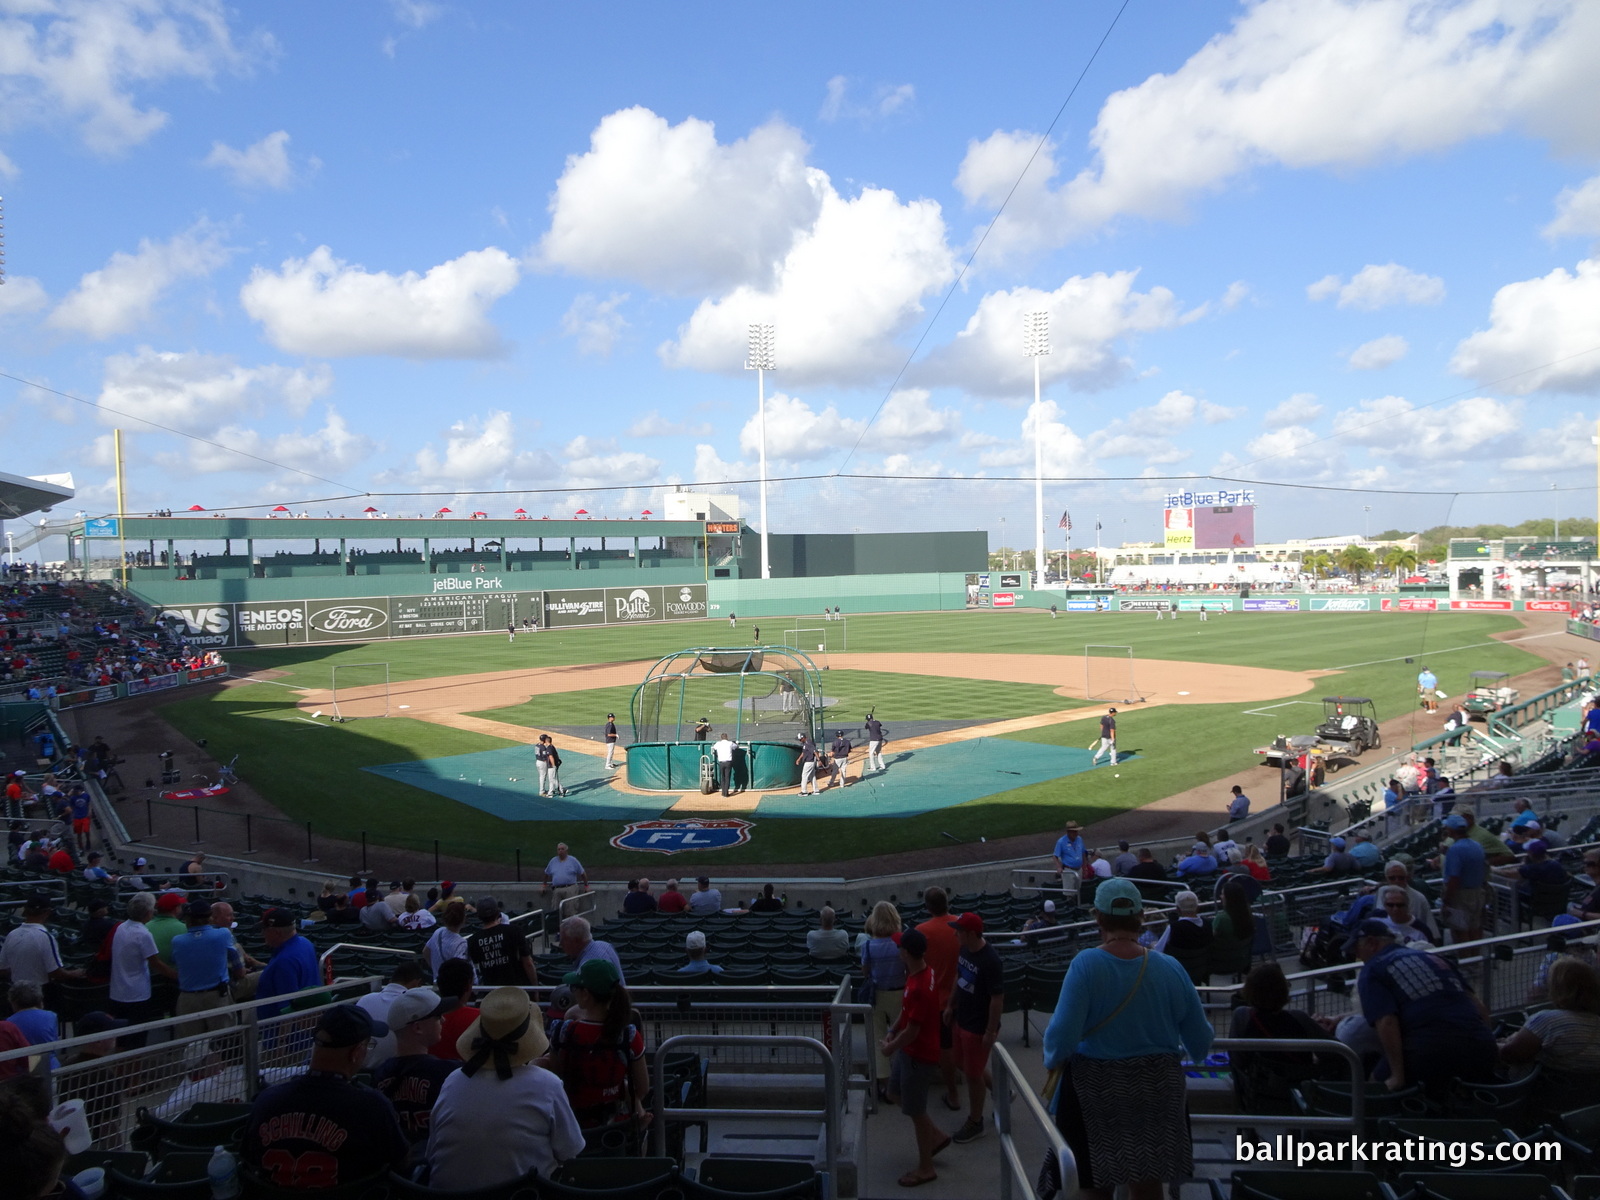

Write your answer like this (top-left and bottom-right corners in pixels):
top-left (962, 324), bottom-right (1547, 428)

top-left (348, 875), bottom-right (368, 909)
top-left (79, 851), bottom-right (111, 883)
top-left (109, 892), bottom-right (176, 1040)
top-left (256, 907), bottom-right (320, 1016)
top-left (688, 875), bottom-right (722, 915)
top-left (1500, 956), bottom-right (1600, 1115)
top-left (1239, 844), bottom-right (1272, 883)
top-left (622, 878), bottom-right (656, 914)
top-left (543, 843), bottom-right (587, 914)
top-left (1227, 962), bottom-right (1334, 1112)
top-left (210, 901), bottom-right (263, 992)
top-left (1375, 887), bottom-right (1436, 946)
top-left (0, 1076), bottom-right (75, 1200)
top-left (1022, 900), bottom-right (1059, 936)
top-left (359, 960), bottom-right (428, 1066)
top-left (45, 840), bottom-right (74, 874)
top-left (1569, 850), bottom-right (1600, 921)
top-left (1354, 919), bottom-right (1497, 1094)
top-left (428, 882), bottom-right (468, 915)
top-left (861, 901), bottom-right (906, 1093)
top-left (316, 881), bottom-right (340, 913)
top-left (1458, 808), bottom-right (1516, 865)
top-left (4, 772), bottom-right (36, 817)
top-left (946, 912), bottom-right (1003, 1145)
top-left (657, 878), bottom-right (689, 913)
top-left (4, 983), bottom-right (56, 1065)
top-left (543, 958), bottom-right (650, 1141)
top-left (67, 789), bottom-right (91, 854)
top-left (1264, 824), bottom-right (1291, 857)
top-left (879, 927), bottom-right (946, 1186)
top-left (1154, 891), bottom-right (1212, 986)
top-left (1081, 848), bottom-right (1113, 880)
top-left (244, 1005), bottom-right (408, 1189)
top-left (1210, 879), bottom-right (1255, 978)
top-left (149, 891), bottom-right (187, 964)
top-left (58, 1010), bottom-right (128, 1143)
top-left (324, 891), bottom-right (359, 925)
top-left (171, 897), bottom-right (237, 1034)
top-left (749, 883), bottom-right (785, 912)
top-left (1440, 814), bottom-right (1489, 942)
top-left (387, 880), bottom-right (415, 917)
top-left (1111, 841), bottom-right (1137, 876)
top-left (469, 898), bottom-right (538, 987)
top-left (914, 887), bottom-right (964, 1114)
top-left (0, 894), bottom-right (80, 991)
top-left (676, 930), bottom-right (723, 975)
top-left (559, 916), bottom-right (625, 984)
top-left (805, 907), bottom-right (850, 960)
top-left (1046, 877), bottom-right (1213, 1199)
top-left (1309, 837), bottom-right (1359, 876)
top-left (1127, 848), bottom-right (1168, 881)
top-left (426, 987), bottom-right (584, 1189)
top-left (179, 852), bottom-right (206, 890)
top-left (1227, 785), bottom-right (1251, 822)
top-left (1519, 819), bottom-right (1566, 850)
top-left (1383, 860), bottom-right (1439, 941)
top-left (361, 880), bottom-right (397, 931)
top-left (1212, 828), bottom-right (1240, 863)
top-left (1052, 820), bottom-right (1086, 879)
top-left (425, 899), bottom-right (470, 977)
top-left (398, 893), bottom-right (435, 931)
top-left (1347, 831), bottom-right (1382, 869)
top-left (1175, 841), bottom-right (1218, 879)
top-left (374, 986), bottom-right (459, 1154)
top-left (430, 958), bottom-right (478, 1062)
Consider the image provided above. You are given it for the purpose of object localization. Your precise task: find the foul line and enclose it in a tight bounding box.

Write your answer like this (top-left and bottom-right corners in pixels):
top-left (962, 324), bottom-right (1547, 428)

top-left (1323, 631), bottom-right (1565, 673)
top-left (1242, 700), bottom-right (1322, 717)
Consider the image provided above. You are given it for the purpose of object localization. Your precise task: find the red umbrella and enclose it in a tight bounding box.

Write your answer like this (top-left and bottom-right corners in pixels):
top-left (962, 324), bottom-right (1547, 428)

top-left (363, 506), bottom-right (378, 513)
top-left (513, 508), bottom-right (527, 514)
top-left (575, 508), bottom-right (589, 515)
top-left (436, 507), bottom-right (452, 514)
top-left (472, 511), bottom-right (487, 518)
top-left (641, 509), bottom-right (653, 516)
top-left (271, 505), bottom-right (289, 514)
top-left (187, 504), bottom-right (205, 511)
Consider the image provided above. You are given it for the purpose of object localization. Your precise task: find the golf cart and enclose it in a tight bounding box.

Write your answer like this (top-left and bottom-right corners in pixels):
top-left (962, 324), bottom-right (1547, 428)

top-left (1463, 670), bottom-right (1517, 716)
top-left (1314, 696), bottom-right (1382, 755)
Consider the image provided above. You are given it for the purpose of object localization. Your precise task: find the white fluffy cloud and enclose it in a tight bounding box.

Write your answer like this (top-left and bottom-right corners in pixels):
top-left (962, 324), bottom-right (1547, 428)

top-left (978, 399), bottom-right (1099, 478)
top-left (868, 389), bottom-right (961, 449)
top-left (917, 272), bottom-right (1190, 396)
top-left (562, 436), bottom-right (661, 489)
top-left (48, 222), bottom-right (232, 338)
top-left (954, 0), bottom-right (1600, 253)
top-left (1263, 392), bottom-right (1323, 428)
top-left (1347, 334), bottom-right (1409, 369)
top-left (204, 130), bottom-right (307, 189)
top-left (661, 183), bottom-right (955, 386)
top-left (626, 411), bottom-right (714, 438)
top-left (240, 245), bottom-right (521, 358)
top-left (1308, 263), bottom-right (1445, 309)
top-left (1545, 175), bottom-right (1600, 239)
top-left (411, 410), bottom-right (550, 482)
top-left (738, 392), bottom-right (865, 463)
top-left (1331, 394), bottom-right (1522, 461)
top-left (97, 347), bottom-right (330, 433)
top-left (0, 0), bottom-right (267, 154)
top-left (1450, 257), bottom-right (1600, 393)
top-left (0, 276), bottom-right (48, 317)
top-left (559, 292), bottom-right (628, 356)
top-left (538, 107), bottom-right (827, 293)
top-left (183, 408), bottom-right (372, 475)
top-left (1087, 389), bottom-right (1240, 463)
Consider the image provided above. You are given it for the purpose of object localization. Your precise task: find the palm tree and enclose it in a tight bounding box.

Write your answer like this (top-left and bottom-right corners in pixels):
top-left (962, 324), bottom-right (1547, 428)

top-left (1337, 544), bottom-right (1376, 583)
top-left (1383, 546), bottom-right (1419, 581)
top-left (1302, 550), bottom-right (1332, 579)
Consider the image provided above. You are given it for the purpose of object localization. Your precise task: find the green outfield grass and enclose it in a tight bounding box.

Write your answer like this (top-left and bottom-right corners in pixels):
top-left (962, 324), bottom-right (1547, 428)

top-left (470, 669), bottom-right (1086, 730)
top-left (160, 609), bottom-right (1554, 867)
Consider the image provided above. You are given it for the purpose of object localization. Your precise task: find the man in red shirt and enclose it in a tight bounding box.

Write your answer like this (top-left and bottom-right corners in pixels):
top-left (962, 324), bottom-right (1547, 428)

top-left (914, 886), bottom-right (963, 1113)
top-left (880, 927), bottom-right (948, 1187)
top-left (47, 841), bottom-right (76, 873)
top-left (655, 880), bottom-right (690, 914)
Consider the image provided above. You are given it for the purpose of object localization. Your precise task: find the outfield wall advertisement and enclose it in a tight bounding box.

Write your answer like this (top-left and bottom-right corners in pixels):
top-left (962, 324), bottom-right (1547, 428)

top-left (161, 584), bottom-right (708, 649)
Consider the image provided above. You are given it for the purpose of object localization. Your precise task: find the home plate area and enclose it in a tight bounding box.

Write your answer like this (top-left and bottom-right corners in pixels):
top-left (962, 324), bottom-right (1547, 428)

top-left (362, 737), bottom-right (1121, 821)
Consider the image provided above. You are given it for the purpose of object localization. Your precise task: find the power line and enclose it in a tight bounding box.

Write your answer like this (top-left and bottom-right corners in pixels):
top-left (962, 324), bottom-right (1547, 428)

top-left (834, 0), bottom-right (1133, 472)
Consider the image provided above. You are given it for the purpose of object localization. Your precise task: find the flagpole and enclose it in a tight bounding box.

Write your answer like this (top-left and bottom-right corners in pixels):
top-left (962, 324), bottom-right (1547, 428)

top-left (1095, 516), bottom-right (1101, 587)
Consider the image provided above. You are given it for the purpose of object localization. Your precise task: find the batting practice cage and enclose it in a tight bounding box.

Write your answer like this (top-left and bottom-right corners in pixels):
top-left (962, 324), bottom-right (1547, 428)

top-left (627, 646), bottom-right (822, 791)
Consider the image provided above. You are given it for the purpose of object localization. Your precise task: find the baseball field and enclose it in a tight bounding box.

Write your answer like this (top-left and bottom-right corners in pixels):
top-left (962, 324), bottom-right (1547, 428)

top-left (155, 609), bottom-right (1551, 868)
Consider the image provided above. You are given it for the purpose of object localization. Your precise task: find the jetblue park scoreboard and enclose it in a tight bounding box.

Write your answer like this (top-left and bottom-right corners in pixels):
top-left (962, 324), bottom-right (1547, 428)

top-left (1163, 489), bottom-right (1256, 551)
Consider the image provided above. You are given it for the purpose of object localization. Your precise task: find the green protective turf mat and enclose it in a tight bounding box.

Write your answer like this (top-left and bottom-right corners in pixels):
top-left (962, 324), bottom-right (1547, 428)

top-left (362, 736), bottom-right (1117, 822)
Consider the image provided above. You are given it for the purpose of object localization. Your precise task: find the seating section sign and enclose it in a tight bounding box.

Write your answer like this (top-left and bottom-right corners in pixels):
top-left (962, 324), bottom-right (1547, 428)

top-left (161, 584), bottom-right (707, 648)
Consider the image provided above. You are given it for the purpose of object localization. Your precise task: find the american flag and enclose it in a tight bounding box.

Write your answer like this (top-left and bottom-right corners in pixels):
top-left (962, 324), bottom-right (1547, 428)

top-left (1058, 510), bottom-right (1071, 531)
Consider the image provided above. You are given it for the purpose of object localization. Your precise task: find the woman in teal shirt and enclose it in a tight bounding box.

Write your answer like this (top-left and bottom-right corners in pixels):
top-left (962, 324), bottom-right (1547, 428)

top-left (1044, 877), bottom-right (1213, 1200)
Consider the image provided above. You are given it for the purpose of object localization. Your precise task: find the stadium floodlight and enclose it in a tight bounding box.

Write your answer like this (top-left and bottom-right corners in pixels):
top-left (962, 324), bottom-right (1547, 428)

top-left (745, 323), bottom-right (777, 580)
top-left (1024, 311), bottom-right (1051, 591)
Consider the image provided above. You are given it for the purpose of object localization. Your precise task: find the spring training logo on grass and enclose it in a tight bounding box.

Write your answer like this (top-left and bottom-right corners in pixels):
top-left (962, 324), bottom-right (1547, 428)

top-left (611, 818), bottom-right (753, 854)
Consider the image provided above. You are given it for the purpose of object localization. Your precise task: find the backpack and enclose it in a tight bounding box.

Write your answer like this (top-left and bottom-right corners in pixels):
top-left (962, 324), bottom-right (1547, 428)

top-left (554, 1020), bottom-right (634, 1124)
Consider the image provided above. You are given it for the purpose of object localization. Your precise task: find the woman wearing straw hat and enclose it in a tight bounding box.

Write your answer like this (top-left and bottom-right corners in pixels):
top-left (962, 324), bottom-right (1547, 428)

top-left (426, 987), bottom-right (584, 1190)
top-left (1043, 878), bottom-right (1212, 1200)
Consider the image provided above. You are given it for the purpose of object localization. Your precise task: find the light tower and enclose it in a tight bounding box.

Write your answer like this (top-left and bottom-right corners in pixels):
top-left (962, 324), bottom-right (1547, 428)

top-left (745, 324), bottom-right (776, 580)
top-left (1024, 310), bottom-right (1050, 589)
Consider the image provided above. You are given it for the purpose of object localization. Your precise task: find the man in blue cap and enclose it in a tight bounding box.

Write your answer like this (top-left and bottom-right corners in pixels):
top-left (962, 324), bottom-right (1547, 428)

top-left (243, 1004), bottom-right (408, 1188)
top-left (1440, 814), bottom-right (1487, 942)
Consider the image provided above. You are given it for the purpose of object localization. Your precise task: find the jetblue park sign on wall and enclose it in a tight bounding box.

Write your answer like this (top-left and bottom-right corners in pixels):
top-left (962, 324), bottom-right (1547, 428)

top-left (160, 584), bottom-right (707, 649)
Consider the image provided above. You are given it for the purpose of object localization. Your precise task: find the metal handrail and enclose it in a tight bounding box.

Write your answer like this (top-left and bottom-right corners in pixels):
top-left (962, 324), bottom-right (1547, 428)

top-left (992, 1043), bottom-right (1076, 1200)
top-left (317, 942), bottom-right (421, 971)
top-left (1192, 1038), bottom-right (1367, 1131)
top-left (649, 1033), bottom-right (838, 1187)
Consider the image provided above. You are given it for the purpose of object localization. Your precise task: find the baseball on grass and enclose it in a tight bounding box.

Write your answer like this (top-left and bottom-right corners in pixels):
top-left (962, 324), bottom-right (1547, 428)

top-left (1114, 773), bottom-right (1120, 777)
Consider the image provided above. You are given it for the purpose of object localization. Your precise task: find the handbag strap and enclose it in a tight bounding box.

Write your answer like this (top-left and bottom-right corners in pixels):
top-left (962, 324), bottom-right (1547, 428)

top-left (1085, 949), bottom-right (1149, 1038)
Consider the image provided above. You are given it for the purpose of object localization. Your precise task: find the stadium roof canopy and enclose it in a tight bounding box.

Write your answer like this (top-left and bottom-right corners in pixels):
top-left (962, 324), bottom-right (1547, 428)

top-left (0, 470), bottom-right (75, 521)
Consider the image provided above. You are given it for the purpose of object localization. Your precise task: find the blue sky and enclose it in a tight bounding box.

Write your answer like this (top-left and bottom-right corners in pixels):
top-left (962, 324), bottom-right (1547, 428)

top-left (3, 0), bottom-right (1600, 548)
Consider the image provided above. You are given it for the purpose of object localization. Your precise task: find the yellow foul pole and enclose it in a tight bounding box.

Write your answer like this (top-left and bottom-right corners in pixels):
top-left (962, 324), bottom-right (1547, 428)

top-left (114, 428), bottom-right (127, 589)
